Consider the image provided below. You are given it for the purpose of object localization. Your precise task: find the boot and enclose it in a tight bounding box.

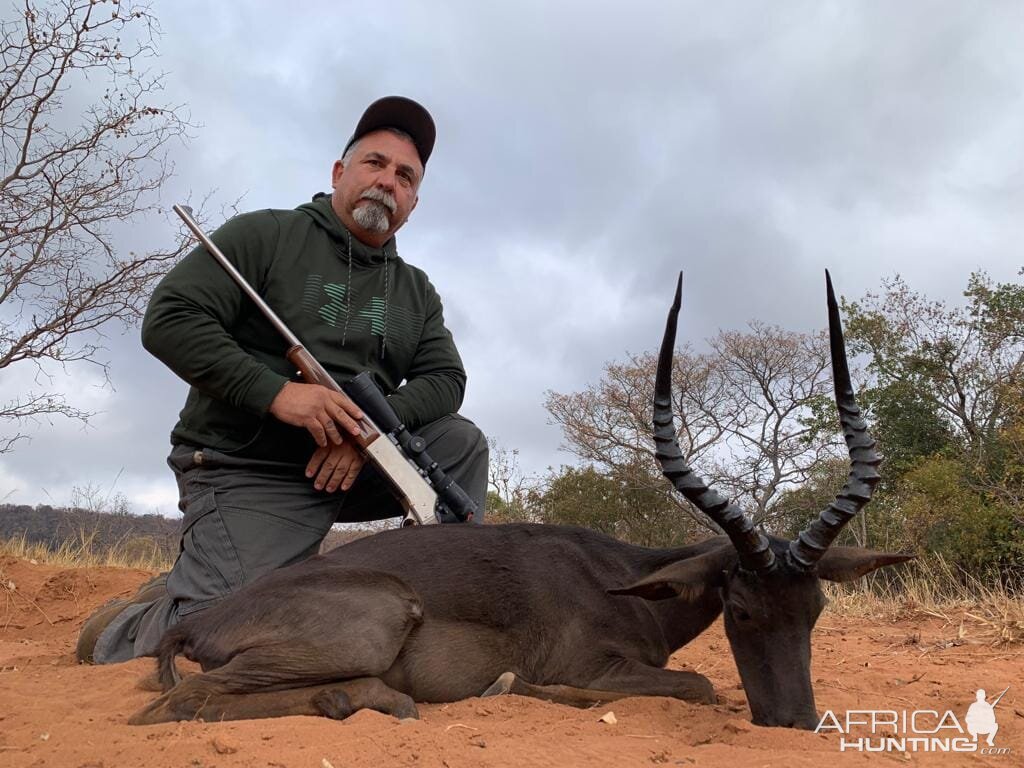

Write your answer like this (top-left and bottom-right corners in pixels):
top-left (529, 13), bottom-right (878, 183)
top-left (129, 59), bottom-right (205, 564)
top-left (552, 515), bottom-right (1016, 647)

top-left (75, 573), bottom-right (168, 664)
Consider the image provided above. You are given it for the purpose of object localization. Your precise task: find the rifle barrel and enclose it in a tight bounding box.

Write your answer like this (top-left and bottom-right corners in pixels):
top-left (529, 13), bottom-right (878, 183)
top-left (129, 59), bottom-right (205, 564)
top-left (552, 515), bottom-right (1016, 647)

top-left (173, 205), bottom-right (302, 348)
top-left (991, 686), bottom-right (1009, 708)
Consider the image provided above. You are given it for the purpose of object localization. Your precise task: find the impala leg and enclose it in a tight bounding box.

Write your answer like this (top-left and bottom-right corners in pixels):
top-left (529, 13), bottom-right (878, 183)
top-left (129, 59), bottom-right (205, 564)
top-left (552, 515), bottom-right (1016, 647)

top-left (130, 641), bottom-right (420, 725)
top-left (588, 659), bottom-right (716, 703)
top-left (130, 681), bottom-right (344, 724)
top-left (130, 675), bottom-right (418, 724)
top-left (482, 661), bottom-right (715, 708)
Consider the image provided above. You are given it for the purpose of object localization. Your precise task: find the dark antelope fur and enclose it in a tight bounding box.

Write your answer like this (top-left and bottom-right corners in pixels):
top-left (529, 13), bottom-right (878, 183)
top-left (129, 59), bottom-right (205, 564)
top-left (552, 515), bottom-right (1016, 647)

top-left (130, 273), bottom-right (912, 729)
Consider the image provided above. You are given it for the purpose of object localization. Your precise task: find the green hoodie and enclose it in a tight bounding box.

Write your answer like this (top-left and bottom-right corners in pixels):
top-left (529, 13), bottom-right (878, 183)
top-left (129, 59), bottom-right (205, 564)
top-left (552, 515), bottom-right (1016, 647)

top-left (141, 194), bottom-right (467, 462)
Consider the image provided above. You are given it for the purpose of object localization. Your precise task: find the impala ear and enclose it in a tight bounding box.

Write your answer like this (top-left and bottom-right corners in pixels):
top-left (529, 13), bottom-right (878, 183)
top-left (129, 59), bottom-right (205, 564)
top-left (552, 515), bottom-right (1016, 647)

top-left (815, 547), bottom-right (915, 583)
top-left (609, 545), bottom-right (735, 602)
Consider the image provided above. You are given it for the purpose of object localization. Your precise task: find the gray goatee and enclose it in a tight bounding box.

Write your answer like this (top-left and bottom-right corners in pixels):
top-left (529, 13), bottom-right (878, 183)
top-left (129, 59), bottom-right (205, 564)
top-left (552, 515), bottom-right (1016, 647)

top-left (352, 187), bottom-right (397, 233)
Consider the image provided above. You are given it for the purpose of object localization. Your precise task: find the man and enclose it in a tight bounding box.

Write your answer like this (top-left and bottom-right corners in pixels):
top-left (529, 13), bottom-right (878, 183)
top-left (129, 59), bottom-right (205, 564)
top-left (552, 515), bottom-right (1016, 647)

top-left (77, 96), bottom-right (488, 664)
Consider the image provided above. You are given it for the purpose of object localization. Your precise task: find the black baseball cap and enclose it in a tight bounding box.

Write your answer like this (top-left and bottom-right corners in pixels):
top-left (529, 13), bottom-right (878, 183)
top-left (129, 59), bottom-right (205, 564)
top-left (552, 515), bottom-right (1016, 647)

top-left (344, 96), bottom-right (436, 167)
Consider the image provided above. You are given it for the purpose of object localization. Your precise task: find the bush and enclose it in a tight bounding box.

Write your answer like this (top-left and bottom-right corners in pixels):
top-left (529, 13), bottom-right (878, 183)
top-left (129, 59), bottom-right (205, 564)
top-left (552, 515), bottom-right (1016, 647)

top-left (898, 456), bottom-right (1024, 583)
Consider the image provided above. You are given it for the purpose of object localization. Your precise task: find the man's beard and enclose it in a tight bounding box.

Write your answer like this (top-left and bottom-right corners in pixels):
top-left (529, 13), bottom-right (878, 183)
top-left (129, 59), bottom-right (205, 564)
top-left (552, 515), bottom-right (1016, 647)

top-left (352, 187), bottom-right (397, 233)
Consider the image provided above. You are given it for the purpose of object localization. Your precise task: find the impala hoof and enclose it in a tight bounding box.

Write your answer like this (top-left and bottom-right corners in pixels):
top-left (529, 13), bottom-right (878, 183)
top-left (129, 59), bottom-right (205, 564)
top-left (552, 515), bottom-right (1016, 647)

top-left (481, 672), bottom-right (516, 697)
top-left (313, 689), bottom-right (355, 720)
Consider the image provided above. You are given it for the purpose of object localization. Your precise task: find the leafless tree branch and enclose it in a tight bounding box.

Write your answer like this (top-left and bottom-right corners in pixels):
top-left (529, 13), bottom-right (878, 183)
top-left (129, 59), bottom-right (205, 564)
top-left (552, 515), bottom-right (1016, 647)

top-left (545, 324), bottom-right (847, 536)
top-left (0, 0), bottom-right (195, 452)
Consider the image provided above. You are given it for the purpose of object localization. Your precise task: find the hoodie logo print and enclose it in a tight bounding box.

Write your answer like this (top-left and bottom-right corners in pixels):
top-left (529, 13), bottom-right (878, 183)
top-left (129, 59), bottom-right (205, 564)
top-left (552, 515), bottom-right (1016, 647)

top-left (317, 282), bottom-right (348, 325)
top-left (301, 275), bottom-right (421, 353)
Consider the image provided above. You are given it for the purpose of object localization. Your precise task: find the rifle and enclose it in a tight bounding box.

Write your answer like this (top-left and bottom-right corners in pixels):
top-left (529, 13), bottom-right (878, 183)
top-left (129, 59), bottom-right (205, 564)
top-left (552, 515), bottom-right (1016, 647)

top-left (172, 204), bottom-right (477, 526)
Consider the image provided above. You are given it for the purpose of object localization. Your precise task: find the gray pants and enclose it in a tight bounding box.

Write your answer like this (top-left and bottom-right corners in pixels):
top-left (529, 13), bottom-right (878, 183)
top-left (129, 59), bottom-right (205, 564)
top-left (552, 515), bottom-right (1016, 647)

top-left (93, 413), bottom-right (488, 663)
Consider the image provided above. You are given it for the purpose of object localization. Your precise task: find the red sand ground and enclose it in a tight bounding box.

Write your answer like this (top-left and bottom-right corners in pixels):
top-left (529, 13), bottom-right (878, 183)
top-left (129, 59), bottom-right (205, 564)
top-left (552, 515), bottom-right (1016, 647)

top-left (0, 554), bottom-right (1021, 767)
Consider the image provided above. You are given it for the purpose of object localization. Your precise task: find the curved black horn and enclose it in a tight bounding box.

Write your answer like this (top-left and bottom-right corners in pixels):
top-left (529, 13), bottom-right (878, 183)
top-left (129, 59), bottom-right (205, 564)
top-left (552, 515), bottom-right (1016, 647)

top-left (788, 271), bottom-right (882, 570)
top-left (653, 273), bottom-right (775, 572)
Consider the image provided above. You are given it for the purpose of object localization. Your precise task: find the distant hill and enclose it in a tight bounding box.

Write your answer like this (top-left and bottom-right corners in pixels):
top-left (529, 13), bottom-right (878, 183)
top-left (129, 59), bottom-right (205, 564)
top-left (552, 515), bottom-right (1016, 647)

top-left (0, 503), bottom-right (179, 563)
top-left (0, 503), bottom-right (389, 562)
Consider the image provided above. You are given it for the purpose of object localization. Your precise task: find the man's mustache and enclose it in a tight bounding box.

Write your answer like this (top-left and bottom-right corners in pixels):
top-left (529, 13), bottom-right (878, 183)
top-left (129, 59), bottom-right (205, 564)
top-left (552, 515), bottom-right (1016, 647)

top-left (359, 187), bottom-right (397, 214)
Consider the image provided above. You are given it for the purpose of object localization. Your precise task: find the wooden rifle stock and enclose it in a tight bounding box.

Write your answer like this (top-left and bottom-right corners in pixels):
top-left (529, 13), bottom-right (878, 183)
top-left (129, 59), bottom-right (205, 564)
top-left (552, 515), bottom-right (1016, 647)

top-left (285, 344), bottom-right (377, 450)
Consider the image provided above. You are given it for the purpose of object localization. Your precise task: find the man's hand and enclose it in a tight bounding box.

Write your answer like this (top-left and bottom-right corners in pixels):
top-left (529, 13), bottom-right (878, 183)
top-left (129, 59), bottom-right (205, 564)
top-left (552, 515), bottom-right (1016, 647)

top-left (268, 381), bottom-right (364, 447)
top-left (306, 442), bottom-right (365, 492)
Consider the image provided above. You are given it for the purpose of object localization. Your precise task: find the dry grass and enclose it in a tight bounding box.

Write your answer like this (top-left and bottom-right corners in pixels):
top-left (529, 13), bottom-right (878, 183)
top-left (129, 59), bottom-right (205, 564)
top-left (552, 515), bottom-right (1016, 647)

top-left (0, 530), bottom-right (173, 571)
top-left (824, 555), bottom-right (1024, 646)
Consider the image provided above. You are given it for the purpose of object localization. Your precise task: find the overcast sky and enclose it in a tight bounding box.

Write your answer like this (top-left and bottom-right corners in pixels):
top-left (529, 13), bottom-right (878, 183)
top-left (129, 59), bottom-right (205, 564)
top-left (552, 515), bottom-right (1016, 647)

top-left (2, 0), bottom-right (1022, 516)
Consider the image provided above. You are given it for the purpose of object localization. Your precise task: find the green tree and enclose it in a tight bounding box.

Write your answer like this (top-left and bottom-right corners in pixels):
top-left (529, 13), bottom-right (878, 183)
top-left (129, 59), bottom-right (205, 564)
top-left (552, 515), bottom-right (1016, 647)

top-left (866, 380), bottom-right (954, 480)
top-left (971, 383), bottom-right (1024, 511)
top-left (896, 456), bottom-right (1024, 582)
top-left (843, 272), bottom-right (1024, 453)
top-left (531, 462), bottom-right (693, 547)
top-left (841, 272), bottom-right (1024, 579)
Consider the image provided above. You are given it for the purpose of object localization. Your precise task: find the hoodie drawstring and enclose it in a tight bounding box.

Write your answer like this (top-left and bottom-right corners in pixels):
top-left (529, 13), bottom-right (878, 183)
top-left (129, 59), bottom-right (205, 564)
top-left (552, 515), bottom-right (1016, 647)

top-left (381, 249), bottom-right (389, 360)
top-left (341, 229), bottom-right (353, 347)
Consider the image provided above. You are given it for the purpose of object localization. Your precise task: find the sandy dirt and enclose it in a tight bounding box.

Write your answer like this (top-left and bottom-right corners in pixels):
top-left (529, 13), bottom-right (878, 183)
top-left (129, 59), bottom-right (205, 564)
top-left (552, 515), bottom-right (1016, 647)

top-left (0, 555), bottom-right (1021, 768)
